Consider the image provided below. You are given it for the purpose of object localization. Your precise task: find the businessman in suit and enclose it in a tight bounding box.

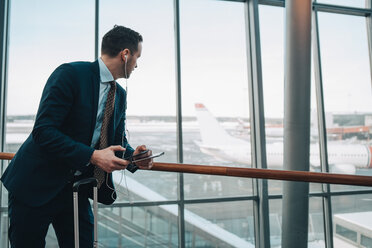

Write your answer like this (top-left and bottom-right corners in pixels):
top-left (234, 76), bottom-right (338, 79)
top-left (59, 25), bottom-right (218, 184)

top-left (1, 25), bottom-right (153, 247)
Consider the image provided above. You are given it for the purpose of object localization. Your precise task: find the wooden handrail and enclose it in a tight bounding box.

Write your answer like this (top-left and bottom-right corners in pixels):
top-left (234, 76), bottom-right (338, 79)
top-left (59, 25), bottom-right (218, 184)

top-left (1, 152), bottom-right (372, 187)
top-left (0, 152), bottom-right (15, 160)
top-left (152, 163), bottom-right (372, 187)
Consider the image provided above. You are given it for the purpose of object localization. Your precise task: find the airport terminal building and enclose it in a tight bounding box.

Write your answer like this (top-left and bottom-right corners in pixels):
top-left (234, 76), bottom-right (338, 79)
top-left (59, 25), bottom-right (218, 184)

top-left (1, 0), bottom-right (372, 247)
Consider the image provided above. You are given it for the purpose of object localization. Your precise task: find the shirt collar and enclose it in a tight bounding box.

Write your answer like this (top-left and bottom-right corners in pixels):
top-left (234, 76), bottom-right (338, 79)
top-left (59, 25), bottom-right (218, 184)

top-left (98, 57), bottom-right (114, 83)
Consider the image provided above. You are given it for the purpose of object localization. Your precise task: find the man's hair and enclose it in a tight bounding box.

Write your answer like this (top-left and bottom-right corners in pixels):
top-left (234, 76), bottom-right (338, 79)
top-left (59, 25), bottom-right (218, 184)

top-left (101, 25), bottom-right (143, 57)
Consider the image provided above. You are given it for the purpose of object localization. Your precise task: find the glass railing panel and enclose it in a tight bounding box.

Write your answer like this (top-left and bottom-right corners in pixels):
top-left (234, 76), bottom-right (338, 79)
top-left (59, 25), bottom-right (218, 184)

top-left (269, 198), bottom-right (325, 248)
top-left (98, 205), bottom-right (179, 247)
top-left (185, 201), bottom-right (255, 247)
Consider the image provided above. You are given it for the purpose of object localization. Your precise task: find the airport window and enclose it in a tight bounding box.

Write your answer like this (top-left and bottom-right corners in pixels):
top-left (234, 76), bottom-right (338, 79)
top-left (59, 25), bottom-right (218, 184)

top-left (1, 0), bottom-right (372, 247)
top-left (5, 0), bottom-right (94, 153)
top-left (318, 13), bottom-right (371, 187)
top-left (4, 0), bottom-right (95, 245)
top-left (259, 4), bottom-right (286, 196)
top-left (99, 0), bottom-right (178, 203)
top-left (180, 0), bottom-right (252, 199)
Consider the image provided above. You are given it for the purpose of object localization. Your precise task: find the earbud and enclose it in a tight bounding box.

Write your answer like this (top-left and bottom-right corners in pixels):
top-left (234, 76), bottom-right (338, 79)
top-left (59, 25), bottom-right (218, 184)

top-left (125, 54), bottom-right (128, 60)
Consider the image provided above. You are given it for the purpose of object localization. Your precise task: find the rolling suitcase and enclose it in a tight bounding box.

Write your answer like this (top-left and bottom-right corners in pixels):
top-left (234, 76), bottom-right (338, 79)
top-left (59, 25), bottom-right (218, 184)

top-left (72, 177), bottom-right (98, 248)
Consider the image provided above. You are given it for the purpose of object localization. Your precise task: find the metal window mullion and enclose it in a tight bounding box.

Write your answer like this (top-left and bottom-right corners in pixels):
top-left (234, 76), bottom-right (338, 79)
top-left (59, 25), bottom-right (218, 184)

top-left (313, 3), bottom-right (372, 17)
top-left (312, 5), bottom-right (334, 248)
top-left (0, 0), bottom-right (10, 247)
top-left (173, 0), bottom-right (185, 247)
top-left (258, 0), bottom-right (285, 7)
top-left (0, 0), bottom-right (10, 154)
top-left (216, 0), bottom-right (246, 2)
top-left (245, 0), bottom-right (270, 247)
top-left (94, 0), bottom-right (99, 60)
top-left (0, 0), bottom-right (10, 225)
top-left (366, 0), bottom-right (372, 87)
top-left (257, 0), bottom-right (372, 17)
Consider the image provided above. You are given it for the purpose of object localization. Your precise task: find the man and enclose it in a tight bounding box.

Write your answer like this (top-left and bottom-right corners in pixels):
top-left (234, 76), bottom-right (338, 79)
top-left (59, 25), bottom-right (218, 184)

top-left (1, 25), bottom-right (152, 247)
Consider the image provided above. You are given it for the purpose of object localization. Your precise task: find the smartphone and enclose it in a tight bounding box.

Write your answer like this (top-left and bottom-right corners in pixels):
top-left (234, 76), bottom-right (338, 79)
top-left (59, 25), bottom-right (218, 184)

top-left (132, 152), bottom-right (165, 163)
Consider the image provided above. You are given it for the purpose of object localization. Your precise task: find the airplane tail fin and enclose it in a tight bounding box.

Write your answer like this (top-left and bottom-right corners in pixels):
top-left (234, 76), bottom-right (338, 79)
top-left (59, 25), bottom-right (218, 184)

top-left (195, 103), bottom-right (245, 147)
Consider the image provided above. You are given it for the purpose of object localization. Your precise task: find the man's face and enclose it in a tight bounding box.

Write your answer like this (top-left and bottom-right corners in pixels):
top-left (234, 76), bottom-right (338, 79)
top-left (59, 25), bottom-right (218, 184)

top-left (123, 42), bottom-right (142, 79)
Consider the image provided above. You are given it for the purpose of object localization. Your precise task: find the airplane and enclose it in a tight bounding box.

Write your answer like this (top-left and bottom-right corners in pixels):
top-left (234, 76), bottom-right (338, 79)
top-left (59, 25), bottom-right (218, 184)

top-left (194, 103), bottom-right (372, 174)
top-left (236, 116), bottom-right (371, 141)
top-left (236, 118), bottom-right (286, 139)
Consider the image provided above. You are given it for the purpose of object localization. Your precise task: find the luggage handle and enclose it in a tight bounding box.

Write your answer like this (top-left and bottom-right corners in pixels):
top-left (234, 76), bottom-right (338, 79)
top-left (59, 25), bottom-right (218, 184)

top-left (73, 177), bottom-right (98, 248)
top-left (73, 177), bottom-right (98, 192)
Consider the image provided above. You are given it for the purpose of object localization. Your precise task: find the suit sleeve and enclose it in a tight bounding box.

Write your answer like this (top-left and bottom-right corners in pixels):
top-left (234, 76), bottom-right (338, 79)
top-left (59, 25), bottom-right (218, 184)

top-left (114, 114), bottom-right (134, 161)
top-left (32, 64), bottom-right (94, 170)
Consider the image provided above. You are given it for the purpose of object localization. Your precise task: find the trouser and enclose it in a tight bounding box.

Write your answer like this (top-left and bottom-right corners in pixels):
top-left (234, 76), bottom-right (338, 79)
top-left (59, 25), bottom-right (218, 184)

top-left (8, 183), bottom-right (94, 248)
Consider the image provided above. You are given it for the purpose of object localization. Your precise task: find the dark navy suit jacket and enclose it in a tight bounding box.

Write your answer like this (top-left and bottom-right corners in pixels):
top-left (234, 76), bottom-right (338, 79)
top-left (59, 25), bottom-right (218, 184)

top-left (1, 61), bottom-right (134, 207)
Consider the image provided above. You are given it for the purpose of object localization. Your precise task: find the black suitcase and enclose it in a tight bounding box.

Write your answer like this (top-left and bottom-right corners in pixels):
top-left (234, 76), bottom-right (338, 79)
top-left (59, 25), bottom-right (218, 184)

top-left (72, 178), bottom-right (98, 248)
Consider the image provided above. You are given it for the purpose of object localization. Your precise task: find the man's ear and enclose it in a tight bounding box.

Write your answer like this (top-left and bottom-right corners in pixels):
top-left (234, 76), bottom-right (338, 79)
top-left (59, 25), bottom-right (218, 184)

top-left (121, 49), bottom-right (130, 61)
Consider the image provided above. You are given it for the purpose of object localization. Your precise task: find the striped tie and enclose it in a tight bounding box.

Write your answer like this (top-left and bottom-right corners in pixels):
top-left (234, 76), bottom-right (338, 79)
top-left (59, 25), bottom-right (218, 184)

top-left (94, 81), bottom-right (117, 188)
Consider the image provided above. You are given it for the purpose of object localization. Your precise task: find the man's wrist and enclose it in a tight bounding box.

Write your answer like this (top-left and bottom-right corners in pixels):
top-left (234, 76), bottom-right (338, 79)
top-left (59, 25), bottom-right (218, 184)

top-left (90, 150), bottom-right (98, 165)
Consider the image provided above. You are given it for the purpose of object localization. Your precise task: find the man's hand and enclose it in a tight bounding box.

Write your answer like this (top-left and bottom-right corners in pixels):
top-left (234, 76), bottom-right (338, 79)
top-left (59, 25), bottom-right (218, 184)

top-left (90, 145), bottom-right (130, 173)
top-left (133, 145), bottom-right (153, 169)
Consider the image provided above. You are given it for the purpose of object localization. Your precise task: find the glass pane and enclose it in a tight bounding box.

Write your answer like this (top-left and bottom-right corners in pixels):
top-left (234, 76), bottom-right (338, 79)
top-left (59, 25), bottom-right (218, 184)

top-left (5, 1), bottom-right (94, 245)
top-left (0, 210), bottom-right (9, 247)
top-left (180, 0), bottom-right (252, 199)
top-left (260, 5), bottom-right (285, 196)
top-left (6, 0), bottom-right (94, 152)
top-left (269, 198), bottom-right (325, 247)
top-left (332, 194), bottom-right (372, 247)
top-left (100, 0), bottom-right (177, 201)
top-left (98, 205), bottom-right (178, 247)
top-left (185, 201), bottom-right (255, 247)
top-left (317, 13), bottom-right (372, 192)
top-left (260, 5), bottom-right (322, 195)
top-left (0, 160), bottom-right (10, 245)
top-left (0, 160), bottom-right (10, 207)
top-left (316, 0), bottom-right (366, 9)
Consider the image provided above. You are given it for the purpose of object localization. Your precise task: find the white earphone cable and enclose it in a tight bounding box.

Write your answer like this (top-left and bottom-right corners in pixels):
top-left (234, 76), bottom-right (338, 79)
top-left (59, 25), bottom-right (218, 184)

top-left (105, 54), bottom-right (133, 203)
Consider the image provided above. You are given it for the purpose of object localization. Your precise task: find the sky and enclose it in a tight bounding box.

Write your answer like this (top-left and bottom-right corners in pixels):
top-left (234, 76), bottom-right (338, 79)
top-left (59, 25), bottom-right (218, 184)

top-left (5, 0), bottom-right (372, 118)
